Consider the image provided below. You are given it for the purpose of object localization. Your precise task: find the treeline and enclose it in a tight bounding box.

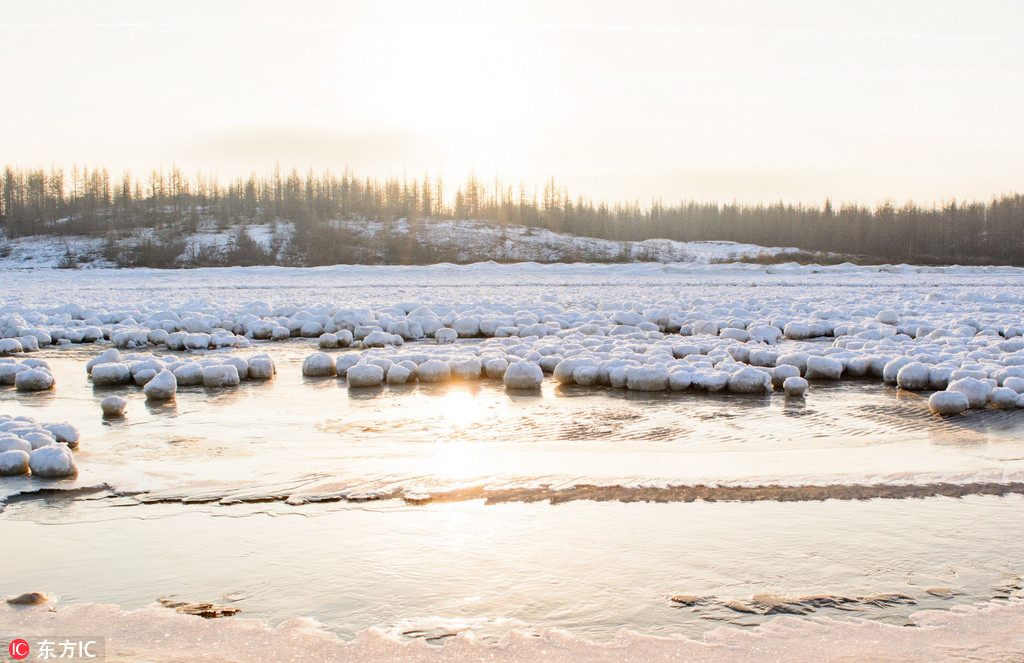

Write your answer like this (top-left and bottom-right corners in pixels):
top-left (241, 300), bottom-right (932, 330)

top-left (2, 164), bottom-right (1023, 265)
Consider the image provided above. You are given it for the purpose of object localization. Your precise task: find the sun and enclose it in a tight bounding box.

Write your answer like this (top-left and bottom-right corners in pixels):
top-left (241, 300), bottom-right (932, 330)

top-left (349, 22), bottom-right (549, 171)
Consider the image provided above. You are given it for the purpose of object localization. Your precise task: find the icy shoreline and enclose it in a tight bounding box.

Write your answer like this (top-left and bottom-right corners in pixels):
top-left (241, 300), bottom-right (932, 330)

top-left (2, 599), bottom-right (1022, 662)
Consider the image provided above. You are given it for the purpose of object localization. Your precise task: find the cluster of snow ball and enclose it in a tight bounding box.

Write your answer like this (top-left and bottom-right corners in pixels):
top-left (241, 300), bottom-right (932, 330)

top-left (4, 289), bottom-right (1023, 357)
top-left (0, 357), bottom-right (56, 392)
top-left (0, 415), bottom-right (80, 478)
top-left (0, 334), bottom-right (43, 356)
top-left (299, 305), bottom-right (1024, 409)
top-left (1, 302), bottom-right (463, 353)
top-left (304, 347), bottom-right (503, 389)
top-left (318, 329), bottom-right (407, 350)
top-left (927, 377), bottom-right (1024, 415)
top-left (86, 348), bottom-right (276, 400)
top-left (303, 337), bottom-right (793, 395)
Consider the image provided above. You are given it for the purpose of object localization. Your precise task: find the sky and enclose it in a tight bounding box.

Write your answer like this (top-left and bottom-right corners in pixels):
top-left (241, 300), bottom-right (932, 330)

top-left (2, 0), bottom-right (1023, 205)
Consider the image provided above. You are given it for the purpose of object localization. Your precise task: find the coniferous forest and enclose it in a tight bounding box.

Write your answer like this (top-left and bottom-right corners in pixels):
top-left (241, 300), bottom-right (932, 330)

top-left (2, 164), bottom-right (1023, 267)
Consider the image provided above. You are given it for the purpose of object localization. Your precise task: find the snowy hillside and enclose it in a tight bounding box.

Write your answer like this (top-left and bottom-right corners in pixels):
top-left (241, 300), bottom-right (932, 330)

top-left (0, 218), bottom-right (803, 269)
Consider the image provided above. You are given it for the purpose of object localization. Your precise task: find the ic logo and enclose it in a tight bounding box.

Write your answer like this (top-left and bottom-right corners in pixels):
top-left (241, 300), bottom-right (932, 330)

top-left (8, 639), bottom-right (30, 660)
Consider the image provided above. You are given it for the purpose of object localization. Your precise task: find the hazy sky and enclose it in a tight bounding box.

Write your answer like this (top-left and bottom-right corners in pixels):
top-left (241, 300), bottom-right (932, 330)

top-left (3, 0), bottom-right (1023, 205)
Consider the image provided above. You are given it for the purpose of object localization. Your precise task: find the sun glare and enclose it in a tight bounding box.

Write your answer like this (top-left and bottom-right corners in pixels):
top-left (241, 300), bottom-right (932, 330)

top-left (435, 389), bottom-right (491, 430)
top-left (351, 23), bottom-right (548, 170)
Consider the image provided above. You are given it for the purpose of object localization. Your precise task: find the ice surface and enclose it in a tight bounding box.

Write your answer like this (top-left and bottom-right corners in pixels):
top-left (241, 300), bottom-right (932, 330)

top-left (0, 599), bottom-right (1022, 662)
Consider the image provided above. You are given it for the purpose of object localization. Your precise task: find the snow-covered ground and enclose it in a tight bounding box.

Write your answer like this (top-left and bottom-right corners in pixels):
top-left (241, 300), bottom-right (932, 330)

top-left (0, 219), bottom-right (800, 268)
top-left (327, 217), bottom-right (800, 263)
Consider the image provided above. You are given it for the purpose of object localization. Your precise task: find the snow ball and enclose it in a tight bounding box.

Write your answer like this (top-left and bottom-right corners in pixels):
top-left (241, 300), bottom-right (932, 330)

top-left (927, 366), bottom-right (954, 390)
top-left (172, 363), bottom-right (204, 386)
top-left (928, 390), bottom-right (969, 415)
top-left (302, 353), bottom-right (336, 378)
top-left (747, 349), bottom-right (778, 367)
top-left (668, 371), bottom-right (692, 391)
top-left (613, 311), bottom-right (642, 326)
top-left (418, 359), bottom-right (452, 383)
top-left (300, 321), bottom-right (324, 338)
top-left (771, 364), bottom-right (801, 388)
top-left (364, 357), bottom-right (393, 373)
top-left (990, 387), bottom-right (1020, 410)
top-left (392, 321), bottom-right (425, 341)
top-left (748, 326), bottom-right (783, 345)
top-left (947, 378), bottom-right (992, 409)
top-left (202, 364), bottom-right (241, 388)
top-left (385, 365), bottom-right (412, 385)
top-left (503, 362), bottom-right (543, 390)
top-left (0, 363), bottom-right (29, 385)
top-left (22, 431), bottom-right (55, 450)
top-left (1004, 377), bottom-right (1024, 394)
top-left (452, 317), bottom-right (480, 338)
top-left (435, 328), bottom-right (458, 345)
top-left (165, 332), bottom-right (186, 351)
top-left (783, 323), bottom-right (812, 340)
top-left (248, 320), bottom-right (274, 340)
top-left (896, 362), bottom-right (931, 391)
top-left (728, 366), bottom-right (772, 393)
top-left (693, 371), bottom-right (729, 392)
top-left (553, 358), bottom-right (585, 385)
top-left (776, 353), bottom-right (809, 374)
top-left (361, 330), bottom-right (394, 348)
top-left (0, 437), bottom-right (31, 454)
top-left (950, 368), bottom-right (988, 382)
top-left (671, 345), bottom-right (701, 359)
top-left (520, 323), bottom-right (554, 338)
top-left (15, 368), bottom-right (55, 391)
top-left (334, 354), bottom-right (360, 377)
top-left (28, 444), bottom-right (78, 478)
top-left (720, 328), bottom-right (752, 343)
top-left (626, 366), bottom-right (669, 391)
top-left (318, 333), bottom-right (339, 349)
top-left (183, 333), bottom-right (211, 350)
top-left (143, 369), bottom-right (177, 401)
top-left (843, 357), bottom-right (871, 377)
top-left (223, 357), bottom-right (249, 380)
top-left (247, 355), bottom-right (276, 380)
top-left (451, 357), bottom-right (482, 380)
top-left (101, 395), bottom-right (127, 417)
top-left (882, 357), bottom-right (914, 384)
top-left (334, 329), bottom-right (354, 347)
top-left (133, 369), bottom-right (157, 386)
top-left (43, 423), bottom-right (79, 448)
top-left (347, 364), bottom-right (385, 388)
top-left (727, 345), bottom-right (750, 363)
top-left (574, 365), bottom-right (600, 387)
top-left (0, 450), bottom-right (30, 476)
top-left (484, 358), bottom-right (509, 379)
top-left (271, 326), bottom-right (291, 341)
top-left (783, 376), bottom-right (809, 397)
top-left (538, 355), bottom-right (561, 373)
top-left (180, 318), bottom-right (213, 334)
top-left (876, 310), bottom-right (900, 325)
top-left (130, 359), bottom-right (164, 377)
top-left (805, 356), bottom-right (843, 380)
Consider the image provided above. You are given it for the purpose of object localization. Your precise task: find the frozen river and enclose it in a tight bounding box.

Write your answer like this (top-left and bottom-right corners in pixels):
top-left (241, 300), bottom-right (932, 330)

top-left (2, 262), bottom-right (1024, 660)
